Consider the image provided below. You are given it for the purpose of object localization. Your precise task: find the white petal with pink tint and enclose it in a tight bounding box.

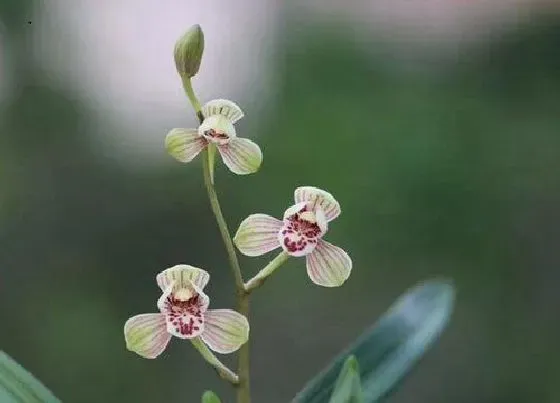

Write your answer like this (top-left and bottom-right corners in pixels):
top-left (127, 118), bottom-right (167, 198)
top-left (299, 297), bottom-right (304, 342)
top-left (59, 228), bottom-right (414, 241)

top-left (278, 228), bottom-right (319, 257)
top-left (157, 285), bottom-right (208, 340)
top-left (294, 186), bottom-right (341, 222)
top-left (165, 128), bottom-right (207, 163)
top-left (124, 313), bottom-right (171, 359)
top-left (156, 265), bottom-right (210, 292)
top-left (234, 214), bottom-right (283, 257)
top-left (306, 239), bottom-right (352, 287)
top-left (279, 202), bottom-right (325, 257)
top-left (218, 137), bottom-right (263, 175)
top-left (282, 202), bottom-right (308, 221)
top-left (314, 207), bottom-right (328, 234)
top-left (201, 309), bottom-right (249, 354)
top-left (202, 99), bottom-right (244, 123)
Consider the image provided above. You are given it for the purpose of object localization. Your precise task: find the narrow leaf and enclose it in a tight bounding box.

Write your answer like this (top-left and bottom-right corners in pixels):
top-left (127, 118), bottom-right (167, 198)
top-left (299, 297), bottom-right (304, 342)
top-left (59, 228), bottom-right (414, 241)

top-left (292, 278), bottom-right (455, 403)
top-left (0, 351), bottom-right (61, 403)
top-left (328, 355), bottom-right (364, 403)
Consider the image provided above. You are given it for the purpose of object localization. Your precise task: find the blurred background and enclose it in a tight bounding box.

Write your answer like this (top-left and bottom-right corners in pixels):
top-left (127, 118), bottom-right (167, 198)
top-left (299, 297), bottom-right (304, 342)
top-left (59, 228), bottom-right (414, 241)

top-left (1, 0), bottom-right (559, 402)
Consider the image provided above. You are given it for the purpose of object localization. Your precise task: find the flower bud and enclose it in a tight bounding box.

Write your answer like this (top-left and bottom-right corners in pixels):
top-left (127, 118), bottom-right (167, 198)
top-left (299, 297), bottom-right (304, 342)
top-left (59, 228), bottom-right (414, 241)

top-left (174, 24), bottom-right (204, 78)
top-left (202, 391), bottom-right (222, 403)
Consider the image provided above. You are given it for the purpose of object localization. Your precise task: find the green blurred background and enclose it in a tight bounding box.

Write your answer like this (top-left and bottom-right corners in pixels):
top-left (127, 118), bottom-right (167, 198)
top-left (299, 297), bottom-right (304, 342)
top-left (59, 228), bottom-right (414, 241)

top-left (1, 1), bottom-right (559, 402)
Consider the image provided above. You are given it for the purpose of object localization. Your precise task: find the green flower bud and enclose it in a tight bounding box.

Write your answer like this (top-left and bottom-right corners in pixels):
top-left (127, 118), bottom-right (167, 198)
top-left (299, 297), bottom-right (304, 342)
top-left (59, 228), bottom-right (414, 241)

top-left (202, 391), bottom-right (221, 403)
top-left (174, 24), bottom-right (204, 78)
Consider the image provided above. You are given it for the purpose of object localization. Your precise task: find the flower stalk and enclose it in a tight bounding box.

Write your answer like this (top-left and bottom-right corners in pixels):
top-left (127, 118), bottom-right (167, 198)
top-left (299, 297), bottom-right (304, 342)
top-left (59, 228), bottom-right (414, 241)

top-left (182, 77), bottom-right (204, 123)
top-left (201, 148), bottom-right (245, 291)
top-left (202, 143), bottom-right (252, 403)
top-left (191, 338), bottom-right (239, 385)
top-left (184, 78), bottom-right (251, 403)
top-left (244, 252), bottom-right (289, 293)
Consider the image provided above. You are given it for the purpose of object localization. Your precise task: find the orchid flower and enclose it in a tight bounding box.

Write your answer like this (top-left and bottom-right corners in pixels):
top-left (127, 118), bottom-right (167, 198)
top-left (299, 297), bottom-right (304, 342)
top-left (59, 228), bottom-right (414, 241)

top-left (165, 99), bottom-right (262, 175)
top-left (124, 265), bottom-right (249, 359)
top-left (234, 186), bottom-right (352, 287)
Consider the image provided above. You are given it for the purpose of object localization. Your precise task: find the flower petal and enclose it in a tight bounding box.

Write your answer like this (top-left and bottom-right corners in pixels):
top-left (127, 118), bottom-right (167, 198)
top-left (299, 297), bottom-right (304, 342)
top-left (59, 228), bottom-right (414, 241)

top-left (157, 285), bottom-right (209, 339)
top-left (234, 214), bottom-right (283, 257)
top-left (124, 313), bottom-right (171, 359)
top-left (294, 186), bottom-right (341, 222)
top-left (201, 309), bottom-right (249, 354)
top-left (156, 264), bottom-right (210, 292)
top-left (315, 207), bottom-right (328, 234)
top-left (165, 128), bottom-right (207, 163)
top-left (218, 137), bottom-right (263, 175)
top-left (282, 202), bottom-right (308, 220)
top-left (306, 239), bottom-right (352, 287)
top-left (202, 99), bottom-right (244, 123)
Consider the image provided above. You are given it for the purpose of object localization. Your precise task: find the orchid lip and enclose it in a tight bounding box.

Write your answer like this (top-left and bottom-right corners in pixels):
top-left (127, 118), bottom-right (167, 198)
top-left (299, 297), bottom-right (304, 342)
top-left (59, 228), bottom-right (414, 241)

top-left (198, 115), bottom-right (236, 146)
top-left (278, 204), bottom-right (326, 257)
top-left (202, 128), bottom-right (231, 145)
top-left (159, 287), bottom-right (208, 339)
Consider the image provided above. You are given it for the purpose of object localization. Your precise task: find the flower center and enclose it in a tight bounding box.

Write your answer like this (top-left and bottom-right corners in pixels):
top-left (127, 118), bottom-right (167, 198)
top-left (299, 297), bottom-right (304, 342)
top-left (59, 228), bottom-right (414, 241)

top-left (278, 206), bottom-right (325, 257)
top-left (163, 288), bottom-right (205, 337)
top-left (204, 128), bottom-right (229, 141)
top-left (199, 115), bottom-right (235, 146)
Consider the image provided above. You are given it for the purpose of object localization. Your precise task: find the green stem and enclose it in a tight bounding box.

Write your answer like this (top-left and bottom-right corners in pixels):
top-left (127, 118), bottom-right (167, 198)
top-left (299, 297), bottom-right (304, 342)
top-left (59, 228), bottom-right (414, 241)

top-left (235, 295), bottom-right (251, 403)
top-left (182, 78), bottom-right (251, 403)
top-left (244, 252), bottom-right (289, 293)
top-left (201, 150), bottom-right (245, 290)
top-left (182, 77), bottom-right (204, 122)
top-left (191, 338), bottom-right (239, 385)
top-left (202, 149), bottom-right (251, 403)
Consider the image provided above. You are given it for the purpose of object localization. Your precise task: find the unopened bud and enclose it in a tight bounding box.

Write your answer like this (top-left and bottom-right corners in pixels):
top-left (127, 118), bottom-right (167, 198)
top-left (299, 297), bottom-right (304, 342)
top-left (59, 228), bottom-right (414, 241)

top-left (174, 24), bottom-right (204, 78)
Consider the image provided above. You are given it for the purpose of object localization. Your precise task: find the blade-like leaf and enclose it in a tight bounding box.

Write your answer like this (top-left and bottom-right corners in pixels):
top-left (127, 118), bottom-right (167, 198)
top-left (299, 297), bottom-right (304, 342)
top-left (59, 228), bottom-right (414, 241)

top-left (292, 278), bottom-right (455, 403)
top-left (328, 355), bottom-right (364, 403)
top-left (0, 351), bottom-right (61, 403)
top-left (201, 390), bottom-right (222, 403)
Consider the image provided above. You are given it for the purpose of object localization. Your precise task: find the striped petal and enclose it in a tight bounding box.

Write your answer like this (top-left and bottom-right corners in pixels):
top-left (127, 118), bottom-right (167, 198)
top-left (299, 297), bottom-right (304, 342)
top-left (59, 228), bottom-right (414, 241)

top-left (306, 239), bottom-right (352, 287)
top-left (294, 186), bottom-right (341, 222)
top-left (156, 264), bottom-right (210, 292)
top-left (201, 309), bottom-right (249, 354)
top-left (234, 214), bottom-right (283, 257)
top-left (218, 137), bottom-right (262, 175)
top-left (124, 313), bottom-right (171, 359)
top-left (165, 128), bottom-right (207, 163)
top-left (202, 99), bottom-right (244, 123)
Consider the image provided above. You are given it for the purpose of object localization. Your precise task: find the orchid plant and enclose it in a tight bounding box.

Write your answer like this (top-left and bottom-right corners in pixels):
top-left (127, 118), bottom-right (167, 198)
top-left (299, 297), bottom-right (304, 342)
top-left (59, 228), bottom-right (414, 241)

top-left (115, 24), bottom-right (456, 403)
top-left (0, 22), bottom-right (455, 403)
top-left (123, 25), bottom-right (353, 402)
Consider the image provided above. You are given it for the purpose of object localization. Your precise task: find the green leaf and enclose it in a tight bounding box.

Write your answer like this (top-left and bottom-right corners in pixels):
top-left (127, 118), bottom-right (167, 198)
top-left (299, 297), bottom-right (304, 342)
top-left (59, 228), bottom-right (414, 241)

top-left (0, 351), bottom-right (61, 403)
top-left (292, 279), bottom-right (455, 403)
top-left (328, 355), bottom-right (364, 403)
top-left (201, 390), bottom-right (221, 403)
